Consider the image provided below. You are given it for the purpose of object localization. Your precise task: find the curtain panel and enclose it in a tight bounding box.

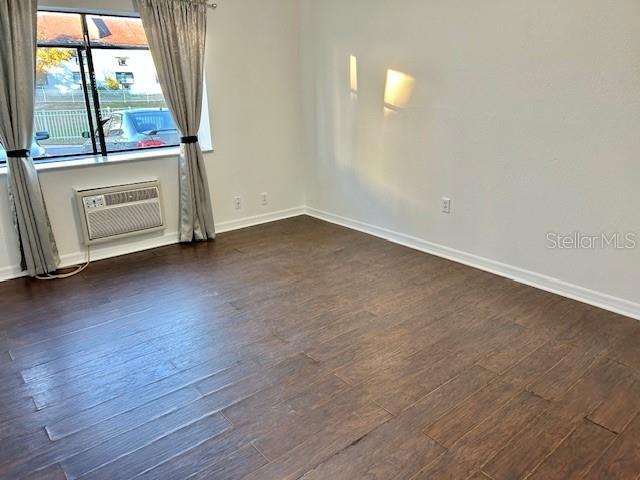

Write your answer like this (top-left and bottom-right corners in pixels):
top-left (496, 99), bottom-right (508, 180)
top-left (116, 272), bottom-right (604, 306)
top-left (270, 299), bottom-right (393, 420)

top-left (0, 0), bottom-right (60, 276)
top-left (134, 0), bottom-right (216, 242)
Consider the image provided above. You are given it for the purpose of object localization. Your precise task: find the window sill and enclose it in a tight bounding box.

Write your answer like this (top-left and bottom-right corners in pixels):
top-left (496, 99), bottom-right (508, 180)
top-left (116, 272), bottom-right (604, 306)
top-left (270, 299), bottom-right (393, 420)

top-left (0, 146), bottom-right (213, 176)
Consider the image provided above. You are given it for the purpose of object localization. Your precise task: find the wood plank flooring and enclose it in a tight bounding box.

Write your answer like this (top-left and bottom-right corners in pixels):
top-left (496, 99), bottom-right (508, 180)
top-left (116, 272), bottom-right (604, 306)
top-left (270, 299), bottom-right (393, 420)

top-left (1, 215), bottom-right (639, 479)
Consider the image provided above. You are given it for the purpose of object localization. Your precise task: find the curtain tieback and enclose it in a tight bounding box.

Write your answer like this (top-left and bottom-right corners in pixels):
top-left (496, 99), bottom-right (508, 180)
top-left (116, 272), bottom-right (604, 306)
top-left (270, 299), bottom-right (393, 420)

top-left (180, 136), bottom-right (199, 144)
top-left (6, 149), bottom-right (30, 158)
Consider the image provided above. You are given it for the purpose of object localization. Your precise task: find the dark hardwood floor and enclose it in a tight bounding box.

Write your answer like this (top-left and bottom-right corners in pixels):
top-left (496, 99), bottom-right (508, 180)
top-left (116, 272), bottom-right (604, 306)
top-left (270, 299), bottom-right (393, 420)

top-left (1, 215), bottom-right (639, 479)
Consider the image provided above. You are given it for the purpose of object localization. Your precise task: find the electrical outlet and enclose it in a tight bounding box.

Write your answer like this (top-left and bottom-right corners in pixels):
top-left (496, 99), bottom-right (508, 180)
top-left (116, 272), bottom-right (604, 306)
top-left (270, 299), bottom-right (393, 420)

top-left (260, 192), bottom-right (268, 206)
top-left (234, 196), bottom-right (242, 210)
top-left (441, 197), bottom-right (451, 214)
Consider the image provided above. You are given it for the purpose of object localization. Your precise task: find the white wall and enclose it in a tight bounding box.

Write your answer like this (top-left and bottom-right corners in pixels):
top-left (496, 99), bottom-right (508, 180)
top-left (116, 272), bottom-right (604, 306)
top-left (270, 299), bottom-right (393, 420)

top-left (0, 0), bottom-right (305, 278)
top-left (300, 0), bottom-right (640, 309)
top-left (206, 0), bottom-right (305, 221)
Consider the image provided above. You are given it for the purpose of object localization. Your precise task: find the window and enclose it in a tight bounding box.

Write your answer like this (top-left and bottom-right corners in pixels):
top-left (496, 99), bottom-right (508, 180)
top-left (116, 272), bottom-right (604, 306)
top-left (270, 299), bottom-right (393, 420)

top-left (115, 71), bottom-right (135, 88)
top-left (29, 11), bottom-right (179, 161)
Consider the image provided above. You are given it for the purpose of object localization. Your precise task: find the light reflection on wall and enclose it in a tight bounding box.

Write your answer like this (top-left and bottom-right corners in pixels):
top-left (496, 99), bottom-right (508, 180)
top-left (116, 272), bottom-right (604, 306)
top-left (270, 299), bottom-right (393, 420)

top-left (384, 69), bottom-right (415, 112)
top-left (350, 55), bottom-right (358, 93)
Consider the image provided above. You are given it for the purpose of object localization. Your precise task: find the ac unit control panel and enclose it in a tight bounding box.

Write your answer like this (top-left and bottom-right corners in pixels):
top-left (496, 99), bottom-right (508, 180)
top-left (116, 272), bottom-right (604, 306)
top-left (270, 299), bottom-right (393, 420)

top-left (83, 195), bottom-right (106, 210)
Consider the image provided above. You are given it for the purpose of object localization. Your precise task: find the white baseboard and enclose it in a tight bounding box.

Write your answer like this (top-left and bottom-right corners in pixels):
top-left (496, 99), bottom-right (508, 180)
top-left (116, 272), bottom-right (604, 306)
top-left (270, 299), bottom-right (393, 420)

top-left (304, 207), bottom-right (640, 321)
top-left (0, 265), bottom-right (28, 282)
top-left (215, 206), bottom-right (306, 233)
top-left (60, 231), bottom-right (182, 269)
top-left (0, 231), bottom-right (182, 283)
top-left (0, 207), bottom-right (305, 283)
top-left (3, 204), bottom-right (638, 322)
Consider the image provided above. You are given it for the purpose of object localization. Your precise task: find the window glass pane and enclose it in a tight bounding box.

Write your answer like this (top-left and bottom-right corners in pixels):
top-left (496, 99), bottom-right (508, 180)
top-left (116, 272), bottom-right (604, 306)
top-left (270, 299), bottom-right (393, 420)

top-left (91, 48), bottom-right (179, 152)
top-left (33, 47), bottom-right (97, 159)
top-left (87, 15), bottom-right (149, 48)
top-left (37, 12), bottom-right (84, 47)
top-left (25, 11), bottom-right (182, 162)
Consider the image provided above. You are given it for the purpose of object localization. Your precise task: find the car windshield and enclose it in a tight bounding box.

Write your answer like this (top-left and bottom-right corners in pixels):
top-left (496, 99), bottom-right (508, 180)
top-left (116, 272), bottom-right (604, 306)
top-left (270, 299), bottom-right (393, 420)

top-left (129, 111), bottom-right (176, 133)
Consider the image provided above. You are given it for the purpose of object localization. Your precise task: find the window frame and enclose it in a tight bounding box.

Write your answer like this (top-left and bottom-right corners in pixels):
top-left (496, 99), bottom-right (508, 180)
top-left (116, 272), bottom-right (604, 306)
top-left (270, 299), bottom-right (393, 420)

top-left (30, 9), bottom-right (178, 163)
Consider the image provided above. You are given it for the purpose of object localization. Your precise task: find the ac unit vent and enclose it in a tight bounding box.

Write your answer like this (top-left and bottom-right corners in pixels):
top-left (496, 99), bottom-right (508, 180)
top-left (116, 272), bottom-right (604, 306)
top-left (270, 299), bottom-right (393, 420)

top-left (104, 187), bottom-right (158, 206)
top-left (74, 181), bottom-right (165, 245)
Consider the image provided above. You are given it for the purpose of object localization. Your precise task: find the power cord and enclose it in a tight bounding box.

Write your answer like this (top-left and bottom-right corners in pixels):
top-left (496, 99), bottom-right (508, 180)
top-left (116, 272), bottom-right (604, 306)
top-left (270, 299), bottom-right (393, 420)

top-left (35, 246), bottom-right (91, 280)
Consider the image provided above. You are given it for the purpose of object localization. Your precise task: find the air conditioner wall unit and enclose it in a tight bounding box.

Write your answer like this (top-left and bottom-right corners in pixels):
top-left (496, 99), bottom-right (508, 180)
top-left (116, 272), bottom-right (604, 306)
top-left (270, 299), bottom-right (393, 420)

top-left (74, 181), bottom-right (165, 245)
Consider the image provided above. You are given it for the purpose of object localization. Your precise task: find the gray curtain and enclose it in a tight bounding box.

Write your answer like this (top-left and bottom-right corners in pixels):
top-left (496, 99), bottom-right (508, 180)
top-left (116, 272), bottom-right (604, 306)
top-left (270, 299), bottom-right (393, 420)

top-left (134, 0), bottom-right (216, 242)
top-left (0, 0), bottom-right (60, 275)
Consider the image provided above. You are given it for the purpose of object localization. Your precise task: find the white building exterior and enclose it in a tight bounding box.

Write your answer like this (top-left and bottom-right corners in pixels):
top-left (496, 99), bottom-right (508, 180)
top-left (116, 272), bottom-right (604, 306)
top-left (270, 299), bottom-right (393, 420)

top-left (39, 49), bottom-right (162, 96)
